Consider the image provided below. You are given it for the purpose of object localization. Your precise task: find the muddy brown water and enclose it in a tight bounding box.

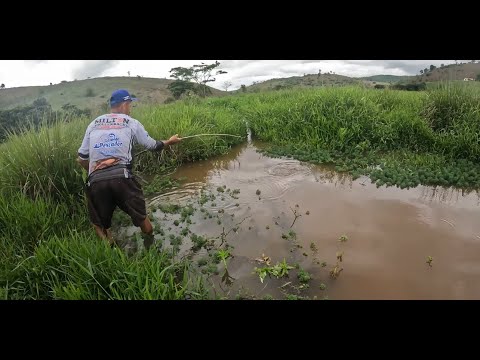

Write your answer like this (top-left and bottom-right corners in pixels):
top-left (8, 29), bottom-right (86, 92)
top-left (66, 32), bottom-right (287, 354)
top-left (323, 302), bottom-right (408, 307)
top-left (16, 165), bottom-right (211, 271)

top-left (121, 141), bottom-right (480, 299)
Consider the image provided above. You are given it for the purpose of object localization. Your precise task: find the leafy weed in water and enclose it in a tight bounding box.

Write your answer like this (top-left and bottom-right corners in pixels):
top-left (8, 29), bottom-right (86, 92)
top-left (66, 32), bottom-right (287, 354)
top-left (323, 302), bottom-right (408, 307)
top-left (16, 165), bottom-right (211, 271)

top-left (191, 234), bottom-right (208, 252)
top-left (197, 258), bottom-right (208, 267)
top-left (253, 258), bottom-right (295, 283)
top-left (170, 236), bottom-right (183, 247)
top-left (159, 203), bottom-right (181, 214)
top-left (297, 269), bottom-right (312, 284)
top-left (426, 256), bottom-right (433, 267)
top-left (330, 264), bottom-right (343, 279)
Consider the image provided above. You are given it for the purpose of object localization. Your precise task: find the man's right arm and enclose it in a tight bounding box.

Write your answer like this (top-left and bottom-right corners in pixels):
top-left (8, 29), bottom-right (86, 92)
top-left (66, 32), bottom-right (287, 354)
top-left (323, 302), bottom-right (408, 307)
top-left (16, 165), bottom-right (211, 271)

top-left (135, 122), bottom-right (182, 150)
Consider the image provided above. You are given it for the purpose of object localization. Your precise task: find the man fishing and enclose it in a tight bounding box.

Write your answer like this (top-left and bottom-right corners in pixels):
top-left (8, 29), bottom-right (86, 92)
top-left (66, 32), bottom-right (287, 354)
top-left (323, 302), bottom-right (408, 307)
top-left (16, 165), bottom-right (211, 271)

top-left (77, 89), bottom-right (182, 247)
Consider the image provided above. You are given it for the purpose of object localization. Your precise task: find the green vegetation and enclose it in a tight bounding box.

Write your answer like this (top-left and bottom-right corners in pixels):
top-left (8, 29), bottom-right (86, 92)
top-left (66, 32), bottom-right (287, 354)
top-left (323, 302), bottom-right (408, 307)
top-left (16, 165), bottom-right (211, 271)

top-left (0, 76), bottom-right (225, 112)
top-left (0, 96), bottom-right (244, 299)
top-left (253, 259), bottom-right (295, 283)
top-left (0, 98), bottom-right (90, 142)
top-left (239, 84), bottom-right (480, 189)
top-left (359, 75), bottom-right (412, 83)
top-left (131, 102), bottom-right (246, 173)
top-left (1, 79), bottom-right (480, 299)
top-left (3, 233), bottom-right (207, 300)
top-left (168, 61), bottom-right (228, 98)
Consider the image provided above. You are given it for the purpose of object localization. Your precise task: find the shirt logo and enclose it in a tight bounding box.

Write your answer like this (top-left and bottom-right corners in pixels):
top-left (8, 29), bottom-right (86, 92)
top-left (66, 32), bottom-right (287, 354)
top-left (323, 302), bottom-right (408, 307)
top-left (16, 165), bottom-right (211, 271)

top-left (93, 133), bottom-right (123, 149)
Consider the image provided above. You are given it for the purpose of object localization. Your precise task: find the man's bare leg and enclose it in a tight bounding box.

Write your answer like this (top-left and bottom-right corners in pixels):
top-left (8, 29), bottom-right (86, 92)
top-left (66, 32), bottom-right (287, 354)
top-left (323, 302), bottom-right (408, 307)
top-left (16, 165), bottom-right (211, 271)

top-left (139, 217), bottom-right (154, 249)
top-left (93, 224), bottom-right (115, 246)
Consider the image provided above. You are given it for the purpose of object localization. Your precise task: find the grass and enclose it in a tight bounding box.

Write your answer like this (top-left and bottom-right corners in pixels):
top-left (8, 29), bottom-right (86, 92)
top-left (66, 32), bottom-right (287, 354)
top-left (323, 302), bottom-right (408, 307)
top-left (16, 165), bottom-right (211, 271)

top-left (0, 117), bottom-right (90, 201)
top-left (2, 81), bottom-right (480, 299)
top-left (0, 191), bottom-right (89, 252)
top-left (244, 85), bottom-right (480, 189)
top-left (2, 232), bottom-right (208, 300)
top-left (131, 102), bottom-right (246, 172)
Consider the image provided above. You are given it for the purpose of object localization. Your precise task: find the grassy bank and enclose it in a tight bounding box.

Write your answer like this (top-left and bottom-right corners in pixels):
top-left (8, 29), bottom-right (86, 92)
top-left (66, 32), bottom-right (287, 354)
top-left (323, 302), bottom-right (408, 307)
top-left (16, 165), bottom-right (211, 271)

top-left (1, 82), bottom-right (479, 299)
top-left (0, 102), bottom-right (245, 300)
top-left (2, 231), bottom-right (208, 300)
top-left (205, 84), bottom-right (480, 190)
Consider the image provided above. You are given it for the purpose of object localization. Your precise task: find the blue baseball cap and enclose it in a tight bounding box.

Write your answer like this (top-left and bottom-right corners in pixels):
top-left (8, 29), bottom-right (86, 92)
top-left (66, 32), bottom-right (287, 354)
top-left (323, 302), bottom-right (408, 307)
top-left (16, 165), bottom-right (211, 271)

top-left (110, 89), bottom-right (138, 106)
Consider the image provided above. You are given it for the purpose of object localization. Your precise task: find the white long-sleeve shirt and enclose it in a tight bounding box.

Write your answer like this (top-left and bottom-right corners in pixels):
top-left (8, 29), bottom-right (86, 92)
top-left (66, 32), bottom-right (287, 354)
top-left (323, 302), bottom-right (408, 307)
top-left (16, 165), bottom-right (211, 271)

top-left (78, 112), bottom-right (164, 175)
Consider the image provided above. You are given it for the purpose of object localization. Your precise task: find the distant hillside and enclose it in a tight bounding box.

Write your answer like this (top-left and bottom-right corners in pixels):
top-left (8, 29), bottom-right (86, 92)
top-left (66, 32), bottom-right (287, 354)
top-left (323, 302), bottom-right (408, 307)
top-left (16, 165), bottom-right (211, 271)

top-left (412, 62), bottom-right (480, 82)
top-left (358, 75), bottom-right (412, 83)
top-left (241, 73), bottom-right (361, 92)
top-left (0, 76), bottom-right (225, 112)
top-left (237, 64), bottom-right (480, 94)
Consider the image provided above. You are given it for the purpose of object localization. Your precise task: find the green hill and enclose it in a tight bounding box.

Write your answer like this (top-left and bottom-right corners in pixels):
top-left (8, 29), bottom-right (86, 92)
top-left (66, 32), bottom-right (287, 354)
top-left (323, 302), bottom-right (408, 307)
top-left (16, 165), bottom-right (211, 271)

top-left (239, 64), bottom-right (480, 93)
top-left (413, 62), bottom-right (480, 82)
top-left (241, 73), bottom-right (360, 93)
top-left (0, 76), bottom-right (225, 112)
top-left (358, 75), bottom-right (412, 83)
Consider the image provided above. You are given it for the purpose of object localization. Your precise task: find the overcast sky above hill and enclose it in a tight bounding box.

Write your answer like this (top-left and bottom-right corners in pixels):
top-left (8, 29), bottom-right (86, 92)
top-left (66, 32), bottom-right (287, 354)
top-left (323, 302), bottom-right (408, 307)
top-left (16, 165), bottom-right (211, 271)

top-left (0, 60), bottom-right (464, 90)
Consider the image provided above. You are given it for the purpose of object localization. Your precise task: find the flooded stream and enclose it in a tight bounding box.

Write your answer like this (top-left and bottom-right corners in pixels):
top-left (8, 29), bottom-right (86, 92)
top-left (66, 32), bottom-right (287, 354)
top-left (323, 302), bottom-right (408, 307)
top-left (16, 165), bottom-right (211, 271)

top-left (121, 141), bottom-right (480, 299)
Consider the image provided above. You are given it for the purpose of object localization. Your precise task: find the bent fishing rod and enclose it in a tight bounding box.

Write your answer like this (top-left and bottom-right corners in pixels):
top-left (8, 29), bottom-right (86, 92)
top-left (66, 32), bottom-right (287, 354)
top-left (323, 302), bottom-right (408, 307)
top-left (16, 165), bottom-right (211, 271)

top-left (135, 133), bottom-right (244, 157)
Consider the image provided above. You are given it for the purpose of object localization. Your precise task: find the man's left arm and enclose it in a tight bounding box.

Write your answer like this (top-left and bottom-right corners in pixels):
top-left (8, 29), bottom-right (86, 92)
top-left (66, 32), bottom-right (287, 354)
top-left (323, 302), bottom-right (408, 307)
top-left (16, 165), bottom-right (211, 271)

top-left (77, 158), bottom-right (89, 171)
top-left (77, 126), bottom-right (91, 172)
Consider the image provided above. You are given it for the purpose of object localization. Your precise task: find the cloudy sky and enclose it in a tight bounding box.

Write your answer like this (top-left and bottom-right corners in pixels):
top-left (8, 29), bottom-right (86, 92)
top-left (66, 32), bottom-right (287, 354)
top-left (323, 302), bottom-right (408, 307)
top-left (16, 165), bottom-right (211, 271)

top-left (0, 60), bottom-right (463, 90)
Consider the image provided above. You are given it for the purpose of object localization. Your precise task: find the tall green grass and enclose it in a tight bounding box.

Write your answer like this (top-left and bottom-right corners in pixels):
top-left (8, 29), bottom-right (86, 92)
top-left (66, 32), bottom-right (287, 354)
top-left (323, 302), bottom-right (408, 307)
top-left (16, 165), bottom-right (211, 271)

top-left (0, 191), bottom-right (91, 294)
top-left (1, 82), bottom-right (480, 299)
top-left (236, 85), bottom-right (480, 189)
top-left (132, 102), bottom-right (246, 172)
top-left (0, 117), bottom-right (90, 200)
top-left (202, 85), bottom-right (480, 162)
top-left (2, 84), bottom-right (478, 195)
top-left (0, 191), bottom-right (89, 252)
top-left (2, 232), bottom-right (208, 300)
top-left (230, 87), bottom-right (430, 152)
top-left (422, 82), bottom-right (480, 160)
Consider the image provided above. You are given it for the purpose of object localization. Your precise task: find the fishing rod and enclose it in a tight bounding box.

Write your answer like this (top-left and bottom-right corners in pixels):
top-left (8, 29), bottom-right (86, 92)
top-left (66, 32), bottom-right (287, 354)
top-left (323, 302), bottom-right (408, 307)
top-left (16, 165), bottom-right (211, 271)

top-left (135, 133), bottom-right (244, 157)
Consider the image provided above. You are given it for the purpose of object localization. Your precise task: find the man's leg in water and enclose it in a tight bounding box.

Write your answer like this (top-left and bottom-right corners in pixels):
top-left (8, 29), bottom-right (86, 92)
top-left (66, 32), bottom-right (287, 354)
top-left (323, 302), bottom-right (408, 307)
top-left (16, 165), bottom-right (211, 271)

top-left (139, 217), bottom-right (154, 249)
top-left (115, 177), bottom-right (156, 250)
